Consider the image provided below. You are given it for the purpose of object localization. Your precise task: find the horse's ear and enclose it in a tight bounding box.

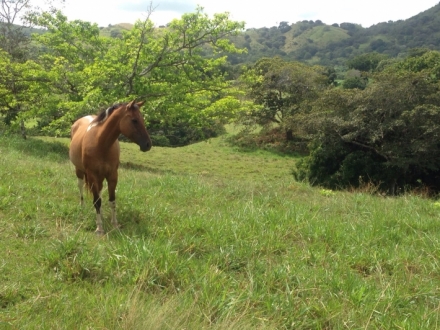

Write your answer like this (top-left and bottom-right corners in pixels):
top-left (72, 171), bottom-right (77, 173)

top-left (136, 101), bottom-right (145, 107)
top-left (127, 99), bottom-right (136, 109)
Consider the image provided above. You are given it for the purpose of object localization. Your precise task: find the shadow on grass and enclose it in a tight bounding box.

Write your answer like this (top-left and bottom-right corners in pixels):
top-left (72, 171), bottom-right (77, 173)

top-left (73, 208), bottom-right (152, 238)
top-left (225, 133), bottom-right (305, 158)
top-left (1, 135), bottom-right (69, 163)
top-left (106, 208), bottom-right (153, 238)
top-left (120, 161), bottom-right (175, 175)
top-left (2, 136), bottom-right (171, 175)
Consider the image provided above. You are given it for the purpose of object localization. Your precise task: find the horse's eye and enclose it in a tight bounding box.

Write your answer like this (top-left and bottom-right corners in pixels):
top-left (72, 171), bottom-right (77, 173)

top-left (132, 119), bottom-right (138, 124)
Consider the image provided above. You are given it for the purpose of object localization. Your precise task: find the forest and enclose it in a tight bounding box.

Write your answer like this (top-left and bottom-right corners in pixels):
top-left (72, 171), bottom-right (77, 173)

top-left (2, 0), bottom-right (440, 193)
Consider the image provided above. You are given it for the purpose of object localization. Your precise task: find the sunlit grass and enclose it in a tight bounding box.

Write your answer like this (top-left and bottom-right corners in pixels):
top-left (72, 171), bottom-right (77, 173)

top-left (1, 134), bottom-right (439, 329)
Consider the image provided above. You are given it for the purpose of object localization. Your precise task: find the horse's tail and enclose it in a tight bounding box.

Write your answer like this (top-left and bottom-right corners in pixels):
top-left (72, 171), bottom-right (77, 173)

top-left (70, 121), bottom-right (80, 140)
top-left (83, 174), bottom-right (100, 197)
top-left (83, 173), bottom-right (93, 194)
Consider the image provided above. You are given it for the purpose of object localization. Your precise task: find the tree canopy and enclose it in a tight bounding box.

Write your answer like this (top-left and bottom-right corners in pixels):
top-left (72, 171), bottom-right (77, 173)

top-left (239, 57), bottom-right (330, 140)
top-left (295, 50), bottom-right (440, 193)
top-left (0, 5), bottom-right (247, 144)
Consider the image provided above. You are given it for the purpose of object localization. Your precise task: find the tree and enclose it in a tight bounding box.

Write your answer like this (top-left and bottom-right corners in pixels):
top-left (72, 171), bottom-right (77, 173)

top-left (278, 21), bottom-right (291, 33)
top-left (0, 0), bottom-right (66, 137)
top-left (342, 70), bottom-right (368, 89)
top-left (295, 51), bottom-right (440, 193)
top-left (0, 0), bottom-right (33, 60)
top-left (346, 52), bottom-right (389, 72)
top-left (21, 6), bottom-right (247, 144)
top-left (0, 0), bottom-right (35, 137)
top-left (0, 49), bottom-right (50, 137)
top-left (239, 57), bottom-right (330, 141)
top-left (395, 49), bottom-right (440, 78)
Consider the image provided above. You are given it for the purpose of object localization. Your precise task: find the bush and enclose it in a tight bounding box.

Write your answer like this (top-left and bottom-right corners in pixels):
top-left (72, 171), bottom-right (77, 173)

top-left (295, 63), bottom-right (440, 194)
top-left (293, 141), bottom-right (397, 192)
top-left (147, 120), bottom-right (226, 147)
top-left (342, 76), bottom-right (368, 89)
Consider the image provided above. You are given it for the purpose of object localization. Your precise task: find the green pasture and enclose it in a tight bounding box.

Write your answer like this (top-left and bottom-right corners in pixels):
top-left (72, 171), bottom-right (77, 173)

top-left (0, 133), bottom-right (439, 329)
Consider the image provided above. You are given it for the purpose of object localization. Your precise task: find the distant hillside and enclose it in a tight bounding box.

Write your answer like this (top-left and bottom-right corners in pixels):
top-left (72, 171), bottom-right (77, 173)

top-left (88, 3), bottom-right (440, 69)
top-left (226, 2), bottom-right (440, 67)
top-left (99, 23), bottom-right (134, 38)
top-left (0, 22), bottom-right (46, 36)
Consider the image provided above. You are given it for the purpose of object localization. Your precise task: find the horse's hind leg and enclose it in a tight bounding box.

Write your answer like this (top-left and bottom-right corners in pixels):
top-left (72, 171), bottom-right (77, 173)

top-left (75, 169), bottom-right (85, 206)
top-left (87, 173), bottom-right (105, 235)
top-left (107, 173), bottom-right (119, 229)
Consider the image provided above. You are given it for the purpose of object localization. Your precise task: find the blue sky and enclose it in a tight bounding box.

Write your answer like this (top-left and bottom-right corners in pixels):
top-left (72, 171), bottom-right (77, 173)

top-left (36, 0), bottom-right (440, 28)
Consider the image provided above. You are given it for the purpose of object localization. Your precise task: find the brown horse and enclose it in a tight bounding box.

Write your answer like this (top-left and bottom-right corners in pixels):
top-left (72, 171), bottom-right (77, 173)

top-left (69, 100), bottom-right (152, 235)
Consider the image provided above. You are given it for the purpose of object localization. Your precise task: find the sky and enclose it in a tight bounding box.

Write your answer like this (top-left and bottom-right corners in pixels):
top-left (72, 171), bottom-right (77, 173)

top-left (36, 0), bottom-right (440, 29)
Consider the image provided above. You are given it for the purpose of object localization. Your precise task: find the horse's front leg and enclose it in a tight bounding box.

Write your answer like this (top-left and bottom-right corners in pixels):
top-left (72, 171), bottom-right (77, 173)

top-left (107, 173), bottom-right (119, 229)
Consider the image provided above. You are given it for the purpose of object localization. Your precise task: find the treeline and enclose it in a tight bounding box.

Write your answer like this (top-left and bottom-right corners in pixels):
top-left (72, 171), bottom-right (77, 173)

top-left (0, 3), bottom-right (247, 146)
top-left (2, 1), bottom-right (440, 194)
top-left (226, 2), bottom-right (440, 67)
top-left (237, 51), bottom-right (440, 194)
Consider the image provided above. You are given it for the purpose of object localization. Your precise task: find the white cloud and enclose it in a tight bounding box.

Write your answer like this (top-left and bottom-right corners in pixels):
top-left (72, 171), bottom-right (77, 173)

top-left (117, 0), bottom-right (196, 14)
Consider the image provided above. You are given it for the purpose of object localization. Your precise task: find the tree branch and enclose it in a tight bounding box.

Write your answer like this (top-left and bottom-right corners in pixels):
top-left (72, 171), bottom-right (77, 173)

top-left (338, 131), bottom-right (390, 161)
top-left (138, 36), bottom-right (169, 77)
top-left (126, 1), bottom-right (155, 96)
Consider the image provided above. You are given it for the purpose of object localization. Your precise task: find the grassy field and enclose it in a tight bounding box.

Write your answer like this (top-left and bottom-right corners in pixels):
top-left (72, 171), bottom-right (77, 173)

top-left (1, 133), bottom-right (440, 329)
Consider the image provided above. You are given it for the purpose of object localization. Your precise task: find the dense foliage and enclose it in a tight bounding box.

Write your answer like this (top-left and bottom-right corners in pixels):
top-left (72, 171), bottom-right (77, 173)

top-left (238, 57), bottom-right (331, 141)
top-left (0, 3), bottom-right (246, 145)
top-left (294, 50), bottom-right (440, 193)
top-left (3, 0), bottom-right (440, 193)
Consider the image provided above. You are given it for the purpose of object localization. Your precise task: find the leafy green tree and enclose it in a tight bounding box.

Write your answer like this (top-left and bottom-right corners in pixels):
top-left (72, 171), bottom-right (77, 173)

top-left (296, 51), bottom-right (440, 193)
top-left (0, 0), bottom-right (35, 136)
top-left (0, 0), bottom-right (67, 136)
top-left (342, 76), bottom-right (367, 89)
top-left (346, 52), bottom-right (389, 72)
top-left (240, 57), bottom-right (329, 140)
top-left (0, 49), bottom-right (50, 136)
top-left (395, 49), bottom-right (440, 79)
top-left (20, 6), bottom-right (246, 143)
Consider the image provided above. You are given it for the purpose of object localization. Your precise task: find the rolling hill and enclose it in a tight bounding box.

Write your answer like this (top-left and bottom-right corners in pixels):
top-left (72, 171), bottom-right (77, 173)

top-left (226, 2), bottom-right (440, 66)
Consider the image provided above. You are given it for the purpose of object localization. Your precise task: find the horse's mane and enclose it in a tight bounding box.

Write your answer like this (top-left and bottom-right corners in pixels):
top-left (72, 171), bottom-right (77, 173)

top-left (91, 103), bottom-right (127, 125)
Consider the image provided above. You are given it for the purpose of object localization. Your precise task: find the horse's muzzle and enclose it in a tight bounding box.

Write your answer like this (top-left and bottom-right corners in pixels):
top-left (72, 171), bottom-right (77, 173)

top-left (139, 141), bottom-right (152, 152)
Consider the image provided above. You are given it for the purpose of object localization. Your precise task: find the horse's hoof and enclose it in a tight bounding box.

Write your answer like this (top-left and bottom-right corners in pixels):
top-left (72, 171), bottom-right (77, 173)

top-left (95, 229), bottom-right (105, 236)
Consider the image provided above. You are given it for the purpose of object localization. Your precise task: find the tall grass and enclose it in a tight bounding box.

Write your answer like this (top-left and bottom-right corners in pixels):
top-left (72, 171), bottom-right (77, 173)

top-left (1, 134), bottom-right (439, 329)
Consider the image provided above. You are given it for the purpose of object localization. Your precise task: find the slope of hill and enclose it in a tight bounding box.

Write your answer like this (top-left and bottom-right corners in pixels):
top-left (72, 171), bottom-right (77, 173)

top-left (1, 133), bottom-right (439, 329)
top-left (99, 22), bottom-right (134, 38)
top-left (227, 3), bottom-right (440, 66)
top-left (12, 2), bottom-right (439, 67)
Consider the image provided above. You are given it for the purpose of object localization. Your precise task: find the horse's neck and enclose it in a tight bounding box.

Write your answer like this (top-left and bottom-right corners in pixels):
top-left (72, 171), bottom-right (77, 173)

top-left (95, 113), bottom-right (122, 148)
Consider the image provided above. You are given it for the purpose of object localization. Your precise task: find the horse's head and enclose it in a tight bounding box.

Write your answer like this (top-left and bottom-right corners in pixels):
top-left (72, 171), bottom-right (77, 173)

top-left (119, 100), bottom-right (152, 152)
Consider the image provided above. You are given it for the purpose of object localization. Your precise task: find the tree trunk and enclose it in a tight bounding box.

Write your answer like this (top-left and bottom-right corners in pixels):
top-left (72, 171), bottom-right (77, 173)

top-left (20, 120), bottom-right (26, 139)
top-left (286, 128), bottom-right (293, 141)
